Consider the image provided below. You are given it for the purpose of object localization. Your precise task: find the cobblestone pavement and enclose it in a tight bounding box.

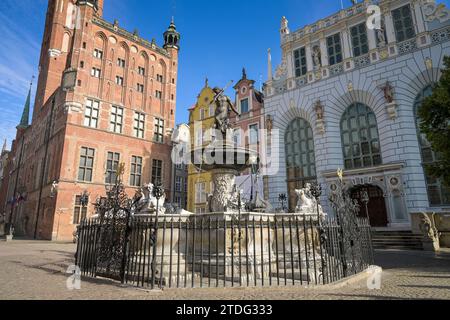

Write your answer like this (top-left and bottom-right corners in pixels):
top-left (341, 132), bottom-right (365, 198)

top-left (0, 240), bottom-right (449, 300)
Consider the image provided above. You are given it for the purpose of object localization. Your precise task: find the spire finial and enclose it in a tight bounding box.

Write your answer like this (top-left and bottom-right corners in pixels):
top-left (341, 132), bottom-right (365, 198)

top-left (17, 76), bottom-right (33, 130)
top-left (2, 139), bottom-right (6, 154)
top-left (242, 68), bottom-right (247, 80)
top-left (267, 48), bottom-right (273, 81)
top-left (205, 77), bottom-right (209, 88)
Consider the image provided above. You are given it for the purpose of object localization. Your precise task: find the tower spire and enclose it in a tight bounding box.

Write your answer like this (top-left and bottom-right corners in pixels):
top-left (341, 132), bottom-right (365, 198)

top-left (17, 76), bottom-right (34, 130)
top-left (267, 48), bottom-right (273, 81)
top-left (1, 139), bottom-right (6, 154)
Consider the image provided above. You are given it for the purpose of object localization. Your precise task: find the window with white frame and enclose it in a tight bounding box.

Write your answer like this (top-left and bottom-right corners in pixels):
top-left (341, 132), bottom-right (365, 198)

top-left (110, 106), bottom-right (123, 134)
top-left (155, 90), bottom-right (163, 99)
top-left (392, 4), bottom-right (416, 43)
top-left (91, 67), bottom-right (101, 78)
top-left (294, 47), bottom-right (307, 77)
top-left (240, 98), bottom-right (249, 113)
top-left (105, 152), bottom-right (120, 184)
top-left (115, 76), bottom-right (124, 86)
top-left (151, 159), bottom-right (163, 185)
top-left (175, 176), bottom-right (182, 192)
top-left (73, 196), bottom-right (88, 225)
top-left (195, 182), bottom-right (206, 204)
top-left (117, 58), bottom-right (126, 68)
top-left (138, 66), bottom-right (145, 76)
top-left (78, 147), bottom-right (95, 182)
top-left (137, 83), bottom-right (144, 93)
top-left (156, 74), bottom-right (164, 82)
top-left (350, 23), bottom-right (369, 57)
top-left (93, 49), bottom-right (103, 59)
top-left (249, 124), bottom-right (259, 145)
top-left (327, 33), bottom-right (343, 65)
top-left (84, 99), bottom-right (99, 128)
top-left (130, 156), bottom-right (143, 187)
top-left (133, 112), bottom-right (145, 138)
top-left (154, 118), bottom-right (164, 143)
top-left (233, 129), bottom-right (241, 147)
top-left (195, 128), bottom-right (203, 146)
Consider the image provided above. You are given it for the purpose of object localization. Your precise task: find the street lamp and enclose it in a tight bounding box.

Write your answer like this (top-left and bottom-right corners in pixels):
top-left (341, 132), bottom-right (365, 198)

top-left (80, 190), bottom-right (90, 208)
top-left (151, 183), bottom-right (165, 290)
top-left (361, 190), bottom-right (370, 222)
top-left (278, 193), bottom-right (287, 212)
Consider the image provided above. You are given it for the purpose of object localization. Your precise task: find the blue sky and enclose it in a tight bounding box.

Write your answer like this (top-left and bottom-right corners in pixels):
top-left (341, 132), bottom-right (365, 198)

top-left (1, 0), bottom-right (449, 149)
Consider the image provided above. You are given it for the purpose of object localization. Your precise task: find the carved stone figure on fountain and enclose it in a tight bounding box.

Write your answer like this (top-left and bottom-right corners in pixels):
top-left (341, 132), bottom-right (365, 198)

top-left (212, 87), bottom-right (240, 138)
top-left (144, 183), bottom-right (166, 214)
top-left (295, 184), bottom-right (324, 217)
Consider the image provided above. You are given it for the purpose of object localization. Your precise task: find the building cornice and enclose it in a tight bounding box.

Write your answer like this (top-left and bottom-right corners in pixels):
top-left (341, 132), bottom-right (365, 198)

top-left (322, 162), bottom-right (406, 179)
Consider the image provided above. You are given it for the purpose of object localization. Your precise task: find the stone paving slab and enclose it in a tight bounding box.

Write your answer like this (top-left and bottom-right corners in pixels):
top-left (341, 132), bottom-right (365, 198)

top-left (0, 240), bottom-right (449, 300)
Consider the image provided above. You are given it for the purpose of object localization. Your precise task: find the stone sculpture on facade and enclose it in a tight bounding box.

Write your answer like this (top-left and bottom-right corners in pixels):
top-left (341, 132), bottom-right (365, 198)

top-left (376, 25), bottom-right (386, 47)
top-left (274, 56), bottom-right (288, 81)
top-left (315, 100), bottom-right (325, 134)
top-left (380, 81), bottom-right (398, 119)
top-left (418, 212), bottom-right (440, 252)
top-left (312, 46), bottom-right (322, 69)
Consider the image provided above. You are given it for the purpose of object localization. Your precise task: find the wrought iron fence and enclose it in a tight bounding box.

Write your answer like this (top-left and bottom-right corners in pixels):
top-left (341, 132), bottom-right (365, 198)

top-left (75, 213), bottom-right (373, 289)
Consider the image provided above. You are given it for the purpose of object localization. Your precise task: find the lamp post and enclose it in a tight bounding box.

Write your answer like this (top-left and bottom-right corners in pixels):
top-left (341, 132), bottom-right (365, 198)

top-left (151, 183), bottom-right (165, 290)
top-left (309, 183), bottom-right (322, 222)
top-left (361, 190), bottom-right (370, 222)
top-left (278, 193), bottom-right (287, 212)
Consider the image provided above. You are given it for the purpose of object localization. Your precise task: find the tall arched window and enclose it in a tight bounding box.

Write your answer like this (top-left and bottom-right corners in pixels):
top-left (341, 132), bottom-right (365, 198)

top-left (285, 118), bottom-right (317, 210)
top-left (341, 103), bottom-right (382, 169)
top-left (414, 86), bottom-right (450, 206)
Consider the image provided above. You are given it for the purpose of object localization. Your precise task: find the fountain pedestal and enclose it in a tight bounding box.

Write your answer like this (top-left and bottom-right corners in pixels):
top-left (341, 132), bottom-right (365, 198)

top-left (210, 169), bottom-right (240, 213)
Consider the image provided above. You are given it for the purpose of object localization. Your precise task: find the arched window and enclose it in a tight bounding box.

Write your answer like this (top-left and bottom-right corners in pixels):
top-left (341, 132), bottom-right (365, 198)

top-left (285, 118), bottom-right (317, 210)
top-left (414, 86), bottom-right (450, 206)
top-left (341, 103), bottom-right (382, 169)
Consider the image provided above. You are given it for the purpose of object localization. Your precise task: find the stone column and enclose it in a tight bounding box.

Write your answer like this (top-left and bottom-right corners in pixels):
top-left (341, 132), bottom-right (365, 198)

top-left (412, 0), bottom-right (426, 34)
top-left (305, 44), bottom-right (314, 72)
top-left (367, 28), bottom-right (377, 51)
top-left (383, 10), bottom-right (396, 44)
top-left (319, 36), bottom-right (329, 67)
top-left (341, 29), bottom-right (352, 60)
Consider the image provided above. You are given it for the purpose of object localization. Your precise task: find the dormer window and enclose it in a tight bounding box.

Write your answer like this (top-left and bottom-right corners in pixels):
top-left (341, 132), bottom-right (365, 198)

top-left (241, 98), bottom-right (249, 114)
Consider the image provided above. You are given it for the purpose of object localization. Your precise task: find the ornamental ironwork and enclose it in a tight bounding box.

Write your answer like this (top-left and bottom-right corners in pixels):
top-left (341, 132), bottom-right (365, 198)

top-left (328, 170), bottom-right (366, 277)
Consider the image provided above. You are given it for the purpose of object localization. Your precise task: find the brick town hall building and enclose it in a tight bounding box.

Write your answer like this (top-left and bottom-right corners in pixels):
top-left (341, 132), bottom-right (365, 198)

top-left (264, 0), bottom-right (450, 245)
top-left (1, 0), bottom-right (180, 241)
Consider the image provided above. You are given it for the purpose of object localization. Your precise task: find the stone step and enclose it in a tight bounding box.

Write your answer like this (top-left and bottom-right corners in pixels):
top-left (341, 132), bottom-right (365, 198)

top-left (371, 231), bottom-right (424, 251)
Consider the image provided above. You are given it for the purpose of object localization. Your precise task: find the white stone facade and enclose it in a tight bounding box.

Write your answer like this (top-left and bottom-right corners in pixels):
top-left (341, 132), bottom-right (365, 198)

top-left (264, 0), bottom-right (450, 228)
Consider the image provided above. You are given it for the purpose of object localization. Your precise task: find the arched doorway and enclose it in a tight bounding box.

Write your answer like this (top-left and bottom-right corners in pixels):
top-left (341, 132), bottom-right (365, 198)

top-left (351, 185), bottom-right (388, 227)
